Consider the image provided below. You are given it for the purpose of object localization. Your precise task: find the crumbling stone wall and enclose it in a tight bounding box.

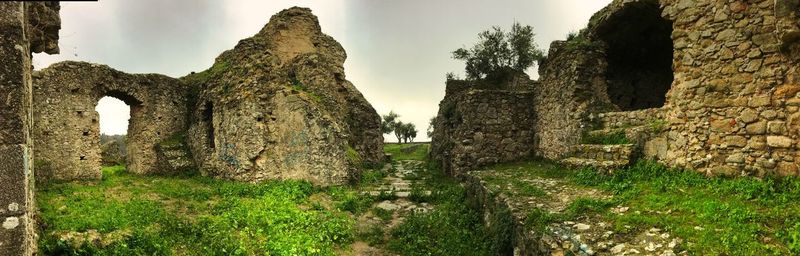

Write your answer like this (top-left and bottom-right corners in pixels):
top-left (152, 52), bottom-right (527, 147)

top-left (430, 74), bottom-right (536, 175)
top-left (534, 40), bottom-right (612, 159)
top-left (33, 62), bottom-right (187, 180)
top-left (0, 2), bottom-right (59, 255)
top-left (538, 0), bottom-right (800, 176)
top-left (436, 0), bottom-right (800, 178)
top-left (184, 7), bottom-right (383, 186)
top-left (660, 0), bottom-right (800, 176)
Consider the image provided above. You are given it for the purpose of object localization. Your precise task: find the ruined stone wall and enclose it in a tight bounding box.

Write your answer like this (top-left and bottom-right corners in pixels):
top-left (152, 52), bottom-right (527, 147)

top-left (534, 40), bottom-right (613, 159)
top-left (533, 0), bottom-right (800, 177)
top-left (431, 77), bottom-right (536, 175)
top-left (33, 62), bottom-right (187, 181)
top-left (184, 7), bottom-right (383, 186)
top-left (0, 2), bottom-right (59, 255)
top-left (660, 0), bottom-right (800, 176)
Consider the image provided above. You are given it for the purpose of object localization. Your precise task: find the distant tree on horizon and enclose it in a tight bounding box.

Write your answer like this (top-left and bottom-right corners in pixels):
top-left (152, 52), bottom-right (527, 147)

top-left (400, 123), bottom-right (417, 143)
top-left (452, 22), bottom-right (544, 80)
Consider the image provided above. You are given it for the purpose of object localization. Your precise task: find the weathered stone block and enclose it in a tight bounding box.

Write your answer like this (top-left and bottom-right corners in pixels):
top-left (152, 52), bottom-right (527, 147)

top-left (767, 121), bottom-right (786, 134)
top-left (767, 136), bottom-right (794, 148)
top-left (739, 109), bottom-right (759, 123)
top-left (726, 135), bottom-right (748, 147)
top-left (745, 121), bottom-right (767, 135)
top-left (0, 214), bottom-right (28, 256)
top-left (777, 162), bottom-right (798, 176)
top-left (725, 153), bottom-right (745, 163)
top-left (0, 145), bottom-right (28, 217)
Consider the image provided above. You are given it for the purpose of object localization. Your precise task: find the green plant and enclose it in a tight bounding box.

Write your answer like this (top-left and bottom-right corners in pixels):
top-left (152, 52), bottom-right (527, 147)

top-left (647, 119), bottom-right (669, 133)
top-left (787, 222), bottom-right (800, 253)
top-left (525, 208), bottom-right (561, 232)
top-left (373, 208), bottom-right (394, 222)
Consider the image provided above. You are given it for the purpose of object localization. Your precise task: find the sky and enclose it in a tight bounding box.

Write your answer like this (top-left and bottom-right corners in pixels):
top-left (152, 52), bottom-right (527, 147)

top-left (33, 0), bottom-right (612, 140)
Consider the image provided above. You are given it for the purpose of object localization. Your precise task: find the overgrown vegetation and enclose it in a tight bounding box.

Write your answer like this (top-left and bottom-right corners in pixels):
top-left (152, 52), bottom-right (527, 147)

top-left (574, 160), bottom-right (800, 255)
top-left (38, 165), bottom-right (356, 255)
top-left (488, 159), bottom-right (800, 255)
top-left (386, 163), bottom-right (493, 255)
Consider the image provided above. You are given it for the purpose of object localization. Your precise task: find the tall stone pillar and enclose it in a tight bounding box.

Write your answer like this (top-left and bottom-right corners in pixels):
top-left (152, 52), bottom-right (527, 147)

top-left (0, 2), bottom-right (59, 255)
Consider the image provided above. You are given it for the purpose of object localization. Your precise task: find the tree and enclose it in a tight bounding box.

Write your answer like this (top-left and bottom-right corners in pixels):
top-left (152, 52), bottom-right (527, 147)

top-left (394, 121), bottom-right (405, 143)
top-left (427, 117), bottom-right (436, 138)
top-left (452, 22), bottom-right (544, 80)
top-left (401, 123), bottom-right (417, 143)
top-left (381, 111), bottom-right (399, 135)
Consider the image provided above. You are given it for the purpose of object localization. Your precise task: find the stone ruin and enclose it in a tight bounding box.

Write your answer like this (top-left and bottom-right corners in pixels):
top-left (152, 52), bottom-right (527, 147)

top-left (29, 7), bottom-right (383, 186)
top-left (33, 62), bottom-right (188, 180)
top-left (0, 5), bottom-right (383, 254)
top-left (183, 7), bottom-right (383, 185)
top-left (432, 0), bottom-right (800, 178)
top-left (430, 72), bottom-right (537, 174)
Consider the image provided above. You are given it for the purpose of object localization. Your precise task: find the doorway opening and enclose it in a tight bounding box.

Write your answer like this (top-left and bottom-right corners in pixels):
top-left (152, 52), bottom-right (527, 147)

top-left (596, 0), bottom-right (674, 111)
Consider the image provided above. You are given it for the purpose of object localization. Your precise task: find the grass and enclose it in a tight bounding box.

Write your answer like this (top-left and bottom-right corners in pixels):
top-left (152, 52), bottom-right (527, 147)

top-left (386, 170), bottom-right (492, 255)
top-left (383, 143), bottom-right (429, 161)
top-left (37, 142), bottom-right (492, 255)
top-left (487, 159), bottom-right (800, 255)
top-left (37, 165), bottom-right (357, 255)
top-left (574, 161), bottom-right (800, 255)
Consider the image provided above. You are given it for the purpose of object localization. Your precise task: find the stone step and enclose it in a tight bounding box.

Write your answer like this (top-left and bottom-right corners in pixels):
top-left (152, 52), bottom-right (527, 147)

top-left (593, 108), bottom-right (665, 129)
top-left (559, 157), bottom-right (630, 172)
top-left (155, 135), bottom-right (196, 174)
top-left (569, 144), bottom-right (635, 161)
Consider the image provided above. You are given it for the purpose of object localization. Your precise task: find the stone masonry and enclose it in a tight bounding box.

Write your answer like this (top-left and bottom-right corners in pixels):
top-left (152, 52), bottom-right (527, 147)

top-left (431, 73), bottom-right (537, 175)
top-left (0, 2), bottom-right (60, 255)
top-left (33, 62), bottom-right (188, 181)
top-left (434, 0), bottom-right (800, 178)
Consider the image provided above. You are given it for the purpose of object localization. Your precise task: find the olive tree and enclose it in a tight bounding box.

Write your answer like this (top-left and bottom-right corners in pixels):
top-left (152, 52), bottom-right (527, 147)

top-left (452, 22), bottom-right (544, 80)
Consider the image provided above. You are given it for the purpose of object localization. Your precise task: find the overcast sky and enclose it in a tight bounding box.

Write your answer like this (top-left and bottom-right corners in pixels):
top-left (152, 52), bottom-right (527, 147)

top-left (33, 0), bottom-right (612, 141)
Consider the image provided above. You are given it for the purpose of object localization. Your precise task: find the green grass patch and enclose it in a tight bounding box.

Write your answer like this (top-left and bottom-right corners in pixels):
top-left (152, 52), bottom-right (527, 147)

top-left (382, 154), bottom-right (493, 255)
top-left (387, 179), bottom-right (492, 255)
top-left (479, 158), bottom-right (800, 255)
top-left (38, 165), bottom-right (356, 255)
top-left (383, 143), bottom-right (429, 161)
top-left (572, 160), bottom-right (800, 255)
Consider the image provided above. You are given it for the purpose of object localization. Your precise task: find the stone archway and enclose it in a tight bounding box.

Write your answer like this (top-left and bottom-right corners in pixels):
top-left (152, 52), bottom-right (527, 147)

top-left (32, 61), bottom-right (187, 181)
top-left (594, 0), bottom-right (674, 111)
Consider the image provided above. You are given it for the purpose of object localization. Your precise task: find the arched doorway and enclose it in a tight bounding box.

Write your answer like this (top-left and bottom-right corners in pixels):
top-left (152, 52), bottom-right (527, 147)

top-left (596, 0), bottom-right (674, 111)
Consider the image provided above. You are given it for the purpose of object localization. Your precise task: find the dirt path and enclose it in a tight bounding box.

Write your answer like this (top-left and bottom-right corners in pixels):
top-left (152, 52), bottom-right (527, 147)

top-left (347, 160), bottom-right (434, 255)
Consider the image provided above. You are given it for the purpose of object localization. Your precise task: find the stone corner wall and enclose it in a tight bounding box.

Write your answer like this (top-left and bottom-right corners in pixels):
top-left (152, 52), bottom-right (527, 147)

top-left (534, 38), bottom-right (613, 159)
top-left (431, 76), bottom-right (537, 175)
top-left (0, 2), bottom-right (60, 255)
